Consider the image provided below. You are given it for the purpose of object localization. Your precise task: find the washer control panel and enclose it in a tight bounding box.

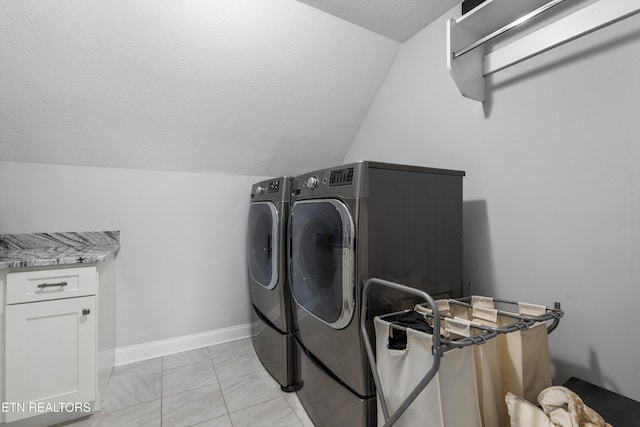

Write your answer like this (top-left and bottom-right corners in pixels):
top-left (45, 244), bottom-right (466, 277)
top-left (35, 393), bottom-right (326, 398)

top-left (306, 176), bottom-right (318, 190)
top-left (267, 179), bottom-right (281, 193)
top-left (252, 178), bottom-right (282, 198)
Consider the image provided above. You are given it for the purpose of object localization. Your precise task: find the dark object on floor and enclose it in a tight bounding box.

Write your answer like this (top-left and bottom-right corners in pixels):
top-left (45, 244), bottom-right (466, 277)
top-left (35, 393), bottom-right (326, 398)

top-left (562, 377), bottom-right (640, 427)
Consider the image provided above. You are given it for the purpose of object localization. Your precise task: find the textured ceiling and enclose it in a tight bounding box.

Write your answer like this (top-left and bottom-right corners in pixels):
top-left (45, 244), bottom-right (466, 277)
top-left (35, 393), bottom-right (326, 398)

top-left (297, 0), bottom-right (461, 42)
top-left (0, 0), bottom-right (400, 177)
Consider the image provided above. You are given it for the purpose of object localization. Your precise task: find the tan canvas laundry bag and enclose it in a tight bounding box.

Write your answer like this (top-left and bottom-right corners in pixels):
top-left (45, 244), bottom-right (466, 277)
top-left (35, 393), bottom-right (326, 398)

top-left (373, 316), bottom-right (483, 427)
top-left (497, 301), bottom-right (552, 405)
top-left (417, 297), bottom-right (553, 427)
top-left (416, 302), bottom-right (506, 427)
top-left (463, 297), bottom-right (553, 417)
top-left (447, 316), bottom-right (506, 427)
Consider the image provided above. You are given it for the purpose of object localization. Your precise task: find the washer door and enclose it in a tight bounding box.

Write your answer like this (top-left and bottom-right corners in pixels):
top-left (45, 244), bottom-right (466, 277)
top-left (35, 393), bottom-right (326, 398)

top-left (290, 199), bottom-right (355, 329)
top-left (247, 201), bottom-right (279, 290)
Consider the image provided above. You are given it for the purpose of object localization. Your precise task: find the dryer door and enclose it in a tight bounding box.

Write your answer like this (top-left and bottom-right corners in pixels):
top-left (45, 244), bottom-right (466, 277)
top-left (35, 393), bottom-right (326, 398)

top-left (247, 201), bottom-right (279, 290)
top-left (290, 199), bottom-right (355, 330)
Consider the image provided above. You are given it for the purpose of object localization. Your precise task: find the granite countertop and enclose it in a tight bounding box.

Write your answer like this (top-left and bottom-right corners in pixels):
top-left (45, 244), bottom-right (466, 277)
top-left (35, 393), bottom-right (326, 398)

top-left (0, 231), bottom-right (120, 269)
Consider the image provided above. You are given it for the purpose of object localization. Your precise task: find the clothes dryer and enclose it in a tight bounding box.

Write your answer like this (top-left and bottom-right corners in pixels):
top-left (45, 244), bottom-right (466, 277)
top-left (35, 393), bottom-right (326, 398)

top-left (247, 177), bottom-right (299, 391)
top-left (289, 161), bottom-right (465, 426)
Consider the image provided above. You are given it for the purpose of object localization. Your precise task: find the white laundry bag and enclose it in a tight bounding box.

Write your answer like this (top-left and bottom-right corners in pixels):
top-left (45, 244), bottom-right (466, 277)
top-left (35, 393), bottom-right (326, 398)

top-left (374, 316), bottom-right (483, 427)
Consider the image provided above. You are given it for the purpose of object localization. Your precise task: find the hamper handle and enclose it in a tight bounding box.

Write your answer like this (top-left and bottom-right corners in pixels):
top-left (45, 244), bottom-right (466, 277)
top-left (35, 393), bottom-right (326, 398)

top-left (361, 278), bottom-right (443, 427)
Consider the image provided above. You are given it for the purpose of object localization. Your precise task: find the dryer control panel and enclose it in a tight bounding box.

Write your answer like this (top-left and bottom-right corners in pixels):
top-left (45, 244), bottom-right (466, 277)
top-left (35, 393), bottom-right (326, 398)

top-left (292, 163), bottom-right (365, 199)
top-left (329, 167), bottom-right (354, 187)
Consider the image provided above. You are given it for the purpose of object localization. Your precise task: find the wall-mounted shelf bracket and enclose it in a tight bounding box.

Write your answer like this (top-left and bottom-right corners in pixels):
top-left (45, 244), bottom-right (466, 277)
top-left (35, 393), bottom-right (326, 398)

top-left (447, 0), bottom-right (640, 102)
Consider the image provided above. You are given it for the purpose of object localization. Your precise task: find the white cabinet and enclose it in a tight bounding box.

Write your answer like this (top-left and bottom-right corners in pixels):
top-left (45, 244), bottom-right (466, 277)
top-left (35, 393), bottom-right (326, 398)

top-left (5, 296), bottom-right (96, 423)
top-left (0, 261), bottom-right (115, 425)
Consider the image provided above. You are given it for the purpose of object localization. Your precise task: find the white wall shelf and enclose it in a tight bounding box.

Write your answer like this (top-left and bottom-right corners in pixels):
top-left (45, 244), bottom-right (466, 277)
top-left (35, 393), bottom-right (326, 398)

top-left (447, 0), bottom-right (640, 102)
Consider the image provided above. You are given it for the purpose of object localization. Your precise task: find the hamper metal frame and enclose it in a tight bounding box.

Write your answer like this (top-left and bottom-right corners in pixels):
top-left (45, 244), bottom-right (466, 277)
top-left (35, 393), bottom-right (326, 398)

top-left (361, 278), bottom-right (564, 427)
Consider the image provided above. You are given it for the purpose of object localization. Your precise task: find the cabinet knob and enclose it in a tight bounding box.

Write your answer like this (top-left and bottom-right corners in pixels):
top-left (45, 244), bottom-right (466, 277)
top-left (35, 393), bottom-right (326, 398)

top-left (82, 309), bottom-right (91, 315)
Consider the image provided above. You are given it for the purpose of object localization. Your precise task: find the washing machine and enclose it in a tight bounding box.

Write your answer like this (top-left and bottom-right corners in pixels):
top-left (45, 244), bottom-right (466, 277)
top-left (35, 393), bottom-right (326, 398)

top-left (247, 177), bottom-right (300, 391)
top-left (289, 161), bottom-right (465, 426)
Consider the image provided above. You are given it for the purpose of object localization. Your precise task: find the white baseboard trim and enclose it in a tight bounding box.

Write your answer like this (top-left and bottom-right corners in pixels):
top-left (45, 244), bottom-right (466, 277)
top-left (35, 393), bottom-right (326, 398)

top-left (114, 323), bottom-right (253, 366)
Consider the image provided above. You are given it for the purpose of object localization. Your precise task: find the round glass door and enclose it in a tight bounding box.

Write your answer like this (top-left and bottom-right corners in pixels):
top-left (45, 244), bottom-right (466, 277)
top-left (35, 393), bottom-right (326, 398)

top-left (290, 199), bottom-right (355, 329)
top-left (247, 201), bottom-right (279, 290)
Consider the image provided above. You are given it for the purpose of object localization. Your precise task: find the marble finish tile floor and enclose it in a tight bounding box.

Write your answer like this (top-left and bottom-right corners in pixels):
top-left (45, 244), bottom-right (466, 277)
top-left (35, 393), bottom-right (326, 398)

top-left (62, 338), bottom-right (314, 427)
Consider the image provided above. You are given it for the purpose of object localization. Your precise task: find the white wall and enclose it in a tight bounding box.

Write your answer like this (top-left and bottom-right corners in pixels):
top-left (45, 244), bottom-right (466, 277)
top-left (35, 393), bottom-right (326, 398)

top-left (0, 161), bottom-right (263, 354)
top-left (344, 8), bottom-right (640, 399)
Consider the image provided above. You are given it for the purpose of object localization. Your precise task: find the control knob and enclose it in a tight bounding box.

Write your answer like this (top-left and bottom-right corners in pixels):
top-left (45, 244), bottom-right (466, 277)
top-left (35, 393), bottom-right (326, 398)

top-left (256, 185), bottom-right (266, 195)
top-left (306, 176), bottom-right (318, 190)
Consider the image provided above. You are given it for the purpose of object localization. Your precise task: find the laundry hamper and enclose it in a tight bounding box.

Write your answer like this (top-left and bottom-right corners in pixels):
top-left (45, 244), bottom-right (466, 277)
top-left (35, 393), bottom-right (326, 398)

top-left (362, 280), bottom-right (564, 427)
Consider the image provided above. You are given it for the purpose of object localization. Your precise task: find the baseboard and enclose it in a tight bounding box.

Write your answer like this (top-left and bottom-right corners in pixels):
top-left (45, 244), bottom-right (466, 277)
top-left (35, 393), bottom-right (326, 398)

top-left (114, 323), bottom-right (254, 366)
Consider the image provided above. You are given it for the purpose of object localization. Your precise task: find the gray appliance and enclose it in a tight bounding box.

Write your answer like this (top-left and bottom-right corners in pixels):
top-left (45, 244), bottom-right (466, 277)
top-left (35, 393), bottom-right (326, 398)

top-left (289, 161), bottom-right (465, 426)
top-left (247, 177), bottom-right (300, 391)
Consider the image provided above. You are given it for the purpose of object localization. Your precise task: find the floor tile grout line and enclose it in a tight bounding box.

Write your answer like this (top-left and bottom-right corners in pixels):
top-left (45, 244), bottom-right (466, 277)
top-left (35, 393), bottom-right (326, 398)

top-left (162, 347), bottom-right (213, 372)
top-left (282, 392), bottom-right (307, 425)
top-left (99, 370), bottom-right (163, 414)
top-left (209, 349), bottom-right (256, 369)
top-left (108, 358), bottom-right (163, 385)
top-left (82, 399), bottom-right (163, 426)
top-left (208, 345), bottom-right (234, 425)
top-left (163, 358), bottom-right (214, 376)
top-left (225, 394), bottom-right (286, 416)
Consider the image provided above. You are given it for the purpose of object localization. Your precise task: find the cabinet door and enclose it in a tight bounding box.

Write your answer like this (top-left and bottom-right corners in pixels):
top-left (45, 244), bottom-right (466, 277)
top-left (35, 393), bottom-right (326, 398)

top-left (5, 296), bottom-right (96, 422)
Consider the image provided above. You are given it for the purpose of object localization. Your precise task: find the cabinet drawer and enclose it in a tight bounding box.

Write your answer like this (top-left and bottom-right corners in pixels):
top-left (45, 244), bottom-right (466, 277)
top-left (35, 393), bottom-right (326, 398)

top-left (6, 266), bottom-right (97, 304)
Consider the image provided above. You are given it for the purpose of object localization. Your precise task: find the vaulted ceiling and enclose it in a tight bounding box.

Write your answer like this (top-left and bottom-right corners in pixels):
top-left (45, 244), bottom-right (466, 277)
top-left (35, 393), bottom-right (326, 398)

top-left (297, 0), bottom-right (461, 42)
top-left (0, 0), bottom-right (459, 177)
